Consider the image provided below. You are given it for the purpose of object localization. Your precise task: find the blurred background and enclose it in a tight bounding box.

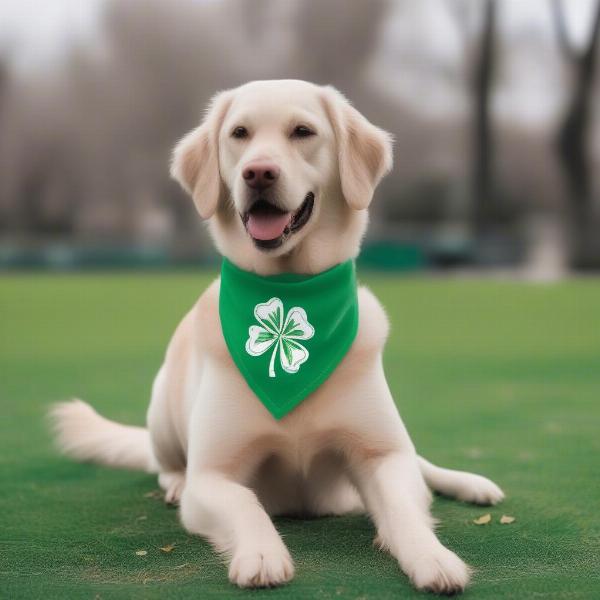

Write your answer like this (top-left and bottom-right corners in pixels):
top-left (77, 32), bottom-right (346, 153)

top-left (1, 0), bottom-right (600, 278)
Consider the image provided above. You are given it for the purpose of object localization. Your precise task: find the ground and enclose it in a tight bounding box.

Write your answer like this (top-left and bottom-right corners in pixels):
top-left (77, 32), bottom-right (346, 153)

top-left (1, 272), bottom-right (599, 599)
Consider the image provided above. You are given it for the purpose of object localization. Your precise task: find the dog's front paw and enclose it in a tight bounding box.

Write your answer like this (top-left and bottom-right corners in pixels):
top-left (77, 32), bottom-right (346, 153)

top-left (407, 545), bottom-right (471, 594)
top-left (455, 473), bottom-right (504, 506)
top-left (229, 548), bottom-right (294, 588)
top-left (158, 472), bottom-right (185, 505)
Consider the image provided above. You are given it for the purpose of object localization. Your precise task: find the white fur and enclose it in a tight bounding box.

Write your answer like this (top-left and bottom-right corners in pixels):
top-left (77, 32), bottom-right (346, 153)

top-left (51, 80), bottom-right (504, 594)
top-left (49, 400), bottom-right (156, 473)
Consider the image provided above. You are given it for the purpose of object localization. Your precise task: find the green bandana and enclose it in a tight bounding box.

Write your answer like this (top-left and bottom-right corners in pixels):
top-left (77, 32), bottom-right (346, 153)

top-left (219, 258), bottom-right (359, 419)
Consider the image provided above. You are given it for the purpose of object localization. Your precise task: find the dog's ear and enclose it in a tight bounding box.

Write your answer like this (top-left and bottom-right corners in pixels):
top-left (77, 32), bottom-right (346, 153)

top-left (170, 90), bottom-right (233, 219)
top-left (321, 87), bottom-right (393, 210)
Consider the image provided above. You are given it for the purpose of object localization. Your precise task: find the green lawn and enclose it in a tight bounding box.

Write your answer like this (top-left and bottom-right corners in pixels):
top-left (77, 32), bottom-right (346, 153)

top-left (1, 272), bottom-right (599, 599)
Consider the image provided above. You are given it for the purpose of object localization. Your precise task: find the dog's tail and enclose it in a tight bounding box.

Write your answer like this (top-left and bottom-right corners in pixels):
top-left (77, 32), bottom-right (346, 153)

top-left (49, 399), bottom-right (157, 473)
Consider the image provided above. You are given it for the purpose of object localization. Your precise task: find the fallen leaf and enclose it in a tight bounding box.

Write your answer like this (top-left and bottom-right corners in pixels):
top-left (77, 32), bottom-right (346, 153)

top-left (473, 513), bottom-right (492, 525)
top-left (144, 490), bottom-right (162, 499)
top-left (159, 544), bottom-right (175, 553)
top-left (135, 550), bottom-right (148, 556)
top-left (500, 515), bottom-right (516, 524)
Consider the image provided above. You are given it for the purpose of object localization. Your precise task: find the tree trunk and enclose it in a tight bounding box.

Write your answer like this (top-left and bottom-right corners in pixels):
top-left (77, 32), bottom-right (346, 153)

top-left (472, 0), bottom-right (497, 236)
top-left (554, 0), bottom-right (600, 267)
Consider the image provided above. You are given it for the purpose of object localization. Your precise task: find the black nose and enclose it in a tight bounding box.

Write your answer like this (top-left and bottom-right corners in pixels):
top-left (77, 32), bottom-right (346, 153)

top-left (242, 161), bottom-right (280, 191)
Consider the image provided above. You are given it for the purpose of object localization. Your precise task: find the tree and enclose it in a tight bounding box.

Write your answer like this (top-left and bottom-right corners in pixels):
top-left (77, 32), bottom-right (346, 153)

top-left (551, 0), bottom-right (600, 267)
top-left (446, 0), bottom-right (498, 239)
top-left (290, 0), bottom-right (389, 92)
top-left (471, 0), bottom-right (497, 235)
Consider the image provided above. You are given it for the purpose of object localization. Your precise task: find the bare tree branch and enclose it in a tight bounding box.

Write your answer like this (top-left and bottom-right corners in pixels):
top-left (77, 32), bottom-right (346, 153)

top-left (550, 0), bottom-right (577, 62)
top-left (583, 0), bottom-right (600, 66)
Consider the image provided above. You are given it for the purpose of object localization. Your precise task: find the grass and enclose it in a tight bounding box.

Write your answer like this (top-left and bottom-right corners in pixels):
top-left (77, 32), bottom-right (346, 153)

top-left (1, 271), bottom-right (599, 599)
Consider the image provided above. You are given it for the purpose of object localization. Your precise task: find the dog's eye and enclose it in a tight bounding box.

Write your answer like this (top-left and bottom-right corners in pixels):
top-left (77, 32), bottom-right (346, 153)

top-left (291, 125), bottom-right (315, 139)
top-left (231, 126), bottom-right (248, 139)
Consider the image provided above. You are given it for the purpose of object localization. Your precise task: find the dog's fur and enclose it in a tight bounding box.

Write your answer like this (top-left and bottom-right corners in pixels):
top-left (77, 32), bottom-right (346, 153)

top-left (51, 80), bottom-right (503, 593)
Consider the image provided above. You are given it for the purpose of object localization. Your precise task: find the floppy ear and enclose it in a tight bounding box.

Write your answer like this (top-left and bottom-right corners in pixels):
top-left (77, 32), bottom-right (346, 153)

top-left (321, 87), bottom-right (393, 210)
top-left (170, 90), bottom-right (233, 219)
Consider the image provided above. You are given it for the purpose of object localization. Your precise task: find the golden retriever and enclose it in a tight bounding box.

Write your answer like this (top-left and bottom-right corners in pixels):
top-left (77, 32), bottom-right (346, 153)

top-left (51, 79), bottom-right (503, 594)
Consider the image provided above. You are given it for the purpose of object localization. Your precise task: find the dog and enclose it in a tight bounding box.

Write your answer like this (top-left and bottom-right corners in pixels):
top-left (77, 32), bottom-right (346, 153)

top-left (51, 79), bottom-right (504, 594)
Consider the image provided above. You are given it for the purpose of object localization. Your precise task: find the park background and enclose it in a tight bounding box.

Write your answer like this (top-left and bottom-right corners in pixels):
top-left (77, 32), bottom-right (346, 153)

top-left (1, 1), bottom-right (599, 599)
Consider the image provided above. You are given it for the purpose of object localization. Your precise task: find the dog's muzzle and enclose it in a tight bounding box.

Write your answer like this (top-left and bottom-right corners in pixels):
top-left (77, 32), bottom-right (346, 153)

top-left (241, 192), bottom-right (315, 250)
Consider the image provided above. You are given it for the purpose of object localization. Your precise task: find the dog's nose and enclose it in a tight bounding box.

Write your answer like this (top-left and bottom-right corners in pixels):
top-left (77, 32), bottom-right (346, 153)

top-left (242, 161), bottom-right (280, 190)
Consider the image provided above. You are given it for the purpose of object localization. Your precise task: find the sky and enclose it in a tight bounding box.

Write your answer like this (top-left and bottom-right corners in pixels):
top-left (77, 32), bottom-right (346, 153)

top-left (0, 0), bottom-right (598, 127)
top-left (0, 0), bottom-right (104, 70)
top-left (502, 0), bottom-right (597, 47)
top-left (0, 0), bottom-right (597, 71)
top-left (370, 0), bottom-right (599, 125)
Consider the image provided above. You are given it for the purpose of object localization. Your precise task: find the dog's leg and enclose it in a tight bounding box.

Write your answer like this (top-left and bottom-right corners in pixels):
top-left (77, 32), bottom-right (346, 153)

top-left (180, 471), bottom-right (294, 588)
top-left (418, 456), bottom-right (504, 505)
top-left (158, 471), bottom-right (186, 505)
top-left (147, 365), bottom-right (188, 506)
top-left (308, 480), bottom-right (364, 516)
top-left (351, 451), bottom-right (471, 594)
top-left (304, 452), bottom-right (364, 516)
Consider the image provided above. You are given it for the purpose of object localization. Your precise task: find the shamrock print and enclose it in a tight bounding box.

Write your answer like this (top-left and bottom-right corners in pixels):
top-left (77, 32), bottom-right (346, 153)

top-left (245, 297), bottom-right (315, 378)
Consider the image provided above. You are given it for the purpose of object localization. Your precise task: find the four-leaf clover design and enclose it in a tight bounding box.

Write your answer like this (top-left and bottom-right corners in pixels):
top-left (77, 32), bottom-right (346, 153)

top-left (245, 297), bottom-right (315, 378)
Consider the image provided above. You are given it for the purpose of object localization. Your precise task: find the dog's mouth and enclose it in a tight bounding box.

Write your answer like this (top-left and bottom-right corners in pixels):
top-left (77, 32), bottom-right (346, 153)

top-left (241, 192), bottom-right (315, 250)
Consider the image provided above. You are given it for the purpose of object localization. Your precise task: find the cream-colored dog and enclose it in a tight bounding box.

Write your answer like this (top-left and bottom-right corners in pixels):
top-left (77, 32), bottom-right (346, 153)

top-left (51, 80), bottom-right (503, 594)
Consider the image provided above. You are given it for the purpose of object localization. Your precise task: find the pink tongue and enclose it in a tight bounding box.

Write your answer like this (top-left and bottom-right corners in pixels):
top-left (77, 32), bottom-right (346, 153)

top-left (247, 212), bottom-right (291, 241)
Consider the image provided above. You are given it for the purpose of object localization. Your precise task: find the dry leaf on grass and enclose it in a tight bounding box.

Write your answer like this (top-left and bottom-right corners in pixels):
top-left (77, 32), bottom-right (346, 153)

top-left (135, 550), bottom-right (148, 556)
top-left (159, 544), bottom-right (176, 553)
top-left (473, 513), bottom-right (492, 525)
top-left (144, 490), bottom-right (162, 499)
top-left (500, 515), bottom-right (516, 524)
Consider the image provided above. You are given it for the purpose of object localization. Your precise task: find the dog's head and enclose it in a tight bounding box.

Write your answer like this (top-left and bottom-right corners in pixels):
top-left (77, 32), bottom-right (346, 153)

top-left (171, 80), bottom-right (392, 272)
